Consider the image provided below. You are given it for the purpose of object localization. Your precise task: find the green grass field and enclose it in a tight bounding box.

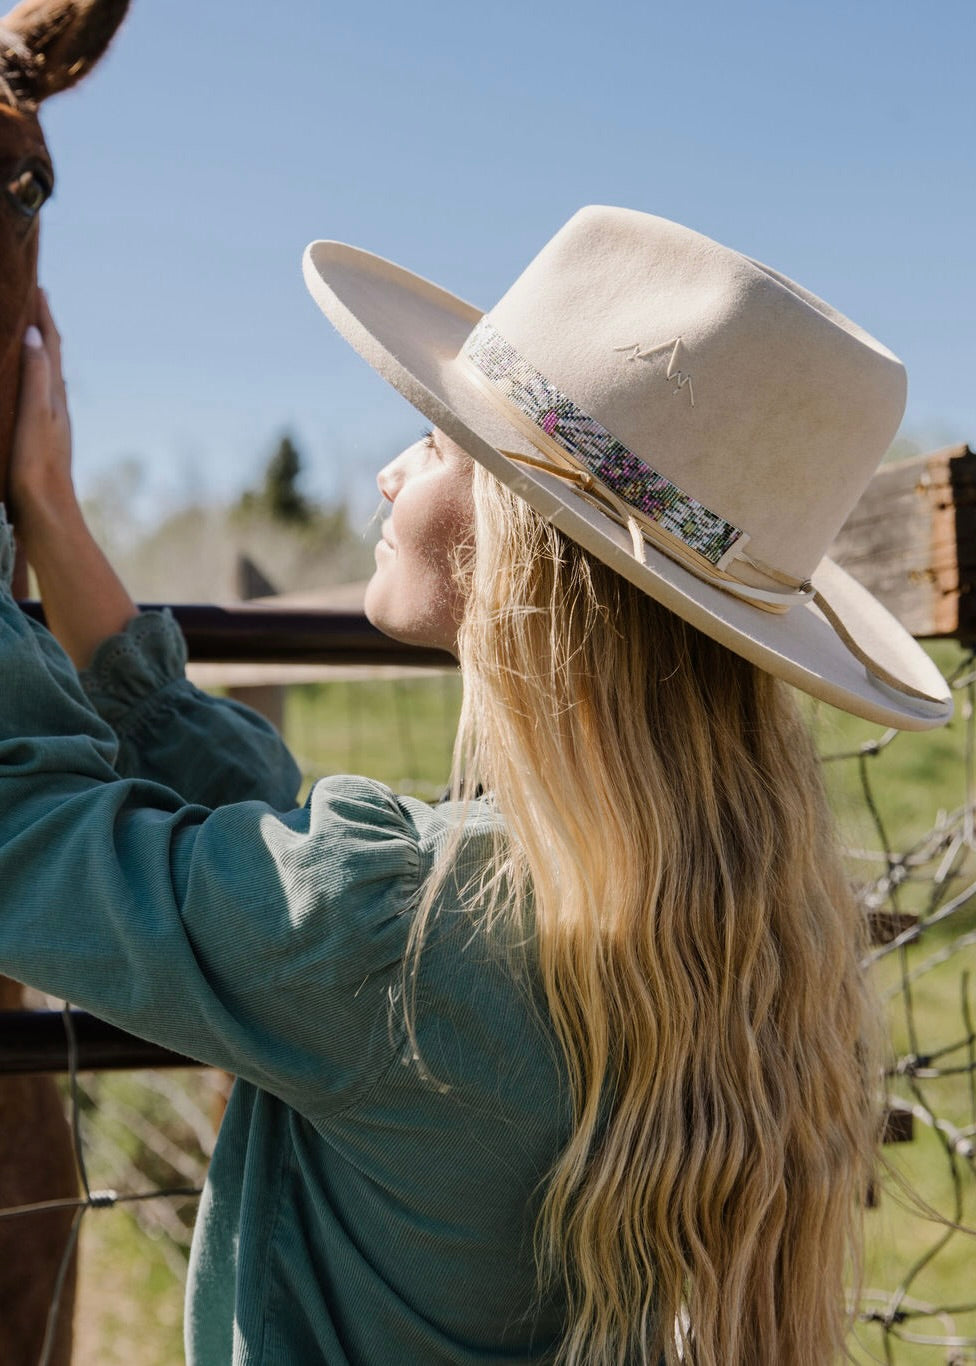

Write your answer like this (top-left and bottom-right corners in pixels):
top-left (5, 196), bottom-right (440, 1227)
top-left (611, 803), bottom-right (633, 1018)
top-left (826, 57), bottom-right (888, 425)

top-left (285, 672), bottom-right (463, 801)
top-left (72, 658), bottom-right (976, 1362)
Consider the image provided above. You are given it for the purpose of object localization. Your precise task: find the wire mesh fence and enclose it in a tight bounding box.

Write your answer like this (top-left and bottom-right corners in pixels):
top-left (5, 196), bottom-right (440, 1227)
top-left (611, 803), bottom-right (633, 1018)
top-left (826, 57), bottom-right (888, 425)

top-left (0, 655), bottom-right (974, 1363)
top-left (830, 645), bottom-right (976, 1364)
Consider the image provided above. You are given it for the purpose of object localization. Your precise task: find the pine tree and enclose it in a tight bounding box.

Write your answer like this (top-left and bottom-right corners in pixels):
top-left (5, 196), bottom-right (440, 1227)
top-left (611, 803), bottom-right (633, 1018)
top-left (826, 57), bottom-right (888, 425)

top-left (261, 434), bottom-right (310, 524)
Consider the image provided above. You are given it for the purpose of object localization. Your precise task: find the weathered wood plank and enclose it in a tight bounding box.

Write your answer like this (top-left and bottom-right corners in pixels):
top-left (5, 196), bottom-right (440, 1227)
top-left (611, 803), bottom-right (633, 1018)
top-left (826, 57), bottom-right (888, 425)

top-left (227, 554), bottom-right (285, 731)
top-left (830, 445), bottom-right (976, 642)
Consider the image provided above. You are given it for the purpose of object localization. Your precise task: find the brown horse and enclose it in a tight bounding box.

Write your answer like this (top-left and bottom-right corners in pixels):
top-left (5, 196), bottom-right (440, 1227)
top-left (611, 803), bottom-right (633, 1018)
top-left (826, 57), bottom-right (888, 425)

top-left (0, 3), bottom-right (129, 1361)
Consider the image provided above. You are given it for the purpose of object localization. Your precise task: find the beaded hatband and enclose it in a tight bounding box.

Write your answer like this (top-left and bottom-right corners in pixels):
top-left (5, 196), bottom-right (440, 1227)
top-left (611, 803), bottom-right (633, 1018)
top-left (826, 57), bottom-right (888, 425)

top-left (458, 318), bottom-right (943, 706)
top-left (461, 317), bottom-right (746, 571)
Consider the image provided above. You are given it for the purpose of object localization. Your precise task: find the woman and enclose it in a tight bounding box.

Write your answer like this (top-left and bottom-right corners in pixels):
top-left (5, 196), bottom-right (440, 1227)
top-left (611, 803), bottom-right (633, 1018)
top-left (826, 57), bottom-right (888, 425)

top-left (2, 208), bottom-right (952, 1364)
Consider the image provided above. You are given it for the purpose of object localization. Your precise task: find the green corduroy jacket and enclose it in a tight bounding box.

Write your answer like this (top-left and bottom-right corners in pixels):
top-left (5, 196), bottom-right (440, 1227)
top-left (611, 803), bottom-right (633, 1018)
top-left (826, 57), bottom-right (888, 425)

top-left (0, 512), bottom-right (568, 1364)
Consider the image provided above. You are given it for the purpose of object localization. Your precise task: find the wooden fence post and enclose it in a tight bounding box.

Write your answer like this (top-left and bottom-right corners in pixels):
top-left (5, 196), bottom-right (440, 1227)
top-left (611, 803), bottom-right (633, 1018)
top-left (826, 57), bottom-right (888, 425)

top-left (830, 444), bottom-right (976, 643)
top-left (226, 554), bottom-right (286, 733)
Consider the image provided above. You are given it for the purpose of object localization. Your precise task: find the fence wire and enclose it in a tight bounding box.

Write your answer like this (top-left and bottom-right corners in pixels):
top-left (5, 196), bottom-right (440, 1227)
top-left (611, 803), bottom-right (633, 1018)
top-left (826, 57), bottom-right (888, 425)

top-left (0, 662), bottom-right (974, 1363)
top-left (831, 649), bottom-right (976, 1364)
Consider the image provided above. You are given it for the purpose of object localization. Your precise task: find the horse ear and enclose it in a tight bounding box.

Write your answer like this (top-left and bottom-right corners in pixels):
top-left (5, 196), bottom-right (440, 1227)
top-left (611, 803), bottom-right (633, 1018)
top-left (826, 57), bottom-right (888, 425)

top-left (0, 0), bottom-right (130, 105)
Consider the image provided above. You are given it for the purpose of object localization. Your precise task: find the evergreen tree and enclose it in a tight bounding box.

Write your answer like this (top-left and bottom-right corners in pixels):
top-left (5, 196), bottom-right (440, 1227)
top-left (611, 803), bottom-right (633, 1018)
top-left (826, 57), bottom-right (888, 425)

top-left (261, 434), bottom-right (310, 523)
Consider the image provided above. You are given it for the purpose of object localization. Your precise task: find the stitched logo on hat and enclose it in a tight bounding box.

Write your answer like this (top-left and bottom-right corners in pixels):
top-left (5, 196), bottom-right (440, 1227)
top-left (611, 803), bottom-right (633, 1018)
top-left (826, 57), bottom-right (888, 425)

top-left (614, 338), bottom-right (695, 407)
top-left (463, 318), bottom-right (742, 565)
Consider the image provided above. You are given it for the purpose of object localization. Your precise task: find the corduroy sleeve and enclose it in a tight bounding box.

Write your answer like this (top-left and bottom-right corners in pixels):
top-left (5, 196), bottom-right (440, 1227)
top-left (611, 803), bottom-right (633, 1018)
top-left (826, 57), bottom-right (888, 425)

top-left (80, 610), bottom-right (303, 811)
top-left (0, 513), bottom-right (422, 1120)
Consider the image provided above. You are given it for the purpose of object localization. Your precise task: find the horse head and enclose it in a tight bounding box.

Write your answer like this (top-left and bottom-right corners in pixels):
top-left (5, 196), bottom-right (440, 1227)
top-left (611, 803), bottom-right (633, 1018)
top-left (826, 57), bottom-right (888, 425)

top-left (0, 0), bottom-right (129, 594)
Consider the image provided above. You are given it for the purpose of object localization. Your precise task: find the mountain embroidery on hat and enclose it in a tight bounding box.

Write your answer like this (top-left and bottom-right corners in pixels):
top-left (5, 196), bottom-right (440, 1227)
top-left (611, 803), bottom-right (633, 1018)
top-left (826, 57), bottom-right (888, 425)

top-left (614, 338), bottom-right (695, 407)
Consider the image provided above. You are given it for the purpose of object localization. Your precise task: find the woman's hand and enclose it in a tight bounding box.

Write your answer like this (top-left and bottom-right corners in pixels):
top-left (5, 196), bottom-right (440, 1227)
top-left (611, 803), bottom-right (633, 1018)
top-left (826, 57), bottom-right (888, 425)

top-left (9, 289), bottom-right (76, 553)
top-left (7, 290), bottom-right (137, 667)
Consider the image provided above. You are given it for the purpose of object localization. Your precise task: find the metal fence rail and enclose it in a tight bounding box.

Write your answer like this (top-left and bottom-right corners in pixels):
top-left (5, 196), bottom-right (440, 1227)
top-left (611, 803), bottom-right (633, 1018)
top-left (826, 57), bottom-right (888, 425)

top-left (0, 1011), bottom-right (193, 1074)
top-left (19, 601), bottom-right (455, 668)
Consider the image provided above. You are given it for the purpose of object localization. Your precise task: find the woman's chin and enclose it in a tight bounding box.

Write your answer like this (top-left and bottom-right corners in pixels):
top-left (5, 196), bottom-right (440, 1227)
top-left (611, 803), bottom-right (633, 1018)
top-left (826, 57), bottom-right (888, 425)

top-left (362, 587), bottom-right (387, 637)
top-left (364, 571), bottom-right (460, 656)
top-left (364, 585), bottom-right (412, 647)
top-left (364, 599), bottom-right (455, 657)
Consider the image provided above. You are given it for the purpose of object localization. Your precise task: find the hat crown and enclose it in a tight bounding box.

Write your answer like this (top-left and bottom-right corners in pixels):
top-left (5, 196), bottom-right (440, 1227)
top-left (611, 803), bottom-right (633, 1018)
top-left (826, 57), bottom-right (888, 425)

top-left (302, 203), bottom-right (950, 727)
top-left (485, 207), bottom-right (907, 579)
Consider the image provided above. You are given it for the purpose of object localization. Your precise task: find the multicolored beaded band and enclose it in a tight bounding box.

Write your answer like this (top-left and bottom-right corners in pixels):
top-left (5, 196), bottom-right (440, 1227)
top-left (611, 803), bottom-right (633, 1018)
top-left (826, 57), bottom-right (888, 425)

top-left (461, 317), bottom-right (747, 570)
top-left (455, 320), bottom-right (946, 706)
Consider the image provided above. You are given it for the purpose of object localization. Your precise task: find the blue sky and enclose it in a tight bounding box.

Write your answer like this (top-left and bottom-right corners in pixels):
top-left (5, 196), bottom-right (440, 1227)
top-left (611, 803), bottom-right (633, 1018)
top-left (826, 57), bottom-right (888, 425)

top-left (35, 0), bottom-right (975, 522)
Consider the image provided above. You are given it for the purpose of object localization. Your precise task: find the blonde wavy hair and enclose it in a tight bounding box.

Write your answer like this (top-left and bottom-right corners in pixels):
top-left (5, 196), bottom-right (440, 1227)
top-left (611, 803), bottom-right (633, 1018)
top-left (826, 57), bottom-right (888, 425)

top-left (410, 461), bottom-right (882, 1365)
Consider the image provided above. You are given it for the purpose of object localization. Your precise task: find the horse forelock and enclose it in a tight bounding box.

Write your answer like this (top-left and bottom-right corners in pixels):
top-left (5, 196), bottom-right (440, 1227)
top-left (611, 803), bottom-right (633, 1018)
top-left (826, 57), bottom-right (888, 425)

top-left (0, 26), bottom-right (39, 109)
top-left (0, 25), bottom-right (31, 61)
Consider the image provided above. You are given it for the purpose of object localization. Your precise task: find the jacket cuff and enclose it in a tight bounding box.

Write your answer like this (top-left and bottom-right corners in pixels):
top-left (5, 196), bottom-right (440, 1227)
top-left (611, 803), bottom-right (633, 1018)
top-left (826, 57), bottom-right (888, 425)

top-left (80, 609), bottom-right (188, 730)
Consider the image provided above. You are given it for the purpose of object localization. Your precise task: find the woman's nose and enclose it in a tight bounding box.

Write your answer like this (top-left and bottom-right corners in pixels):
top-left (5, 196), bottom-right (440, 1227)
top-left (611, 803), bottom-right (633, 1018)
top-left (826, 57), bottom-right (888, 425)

top-left (376, 461), bottom-right (399, 502)
top-left (377, 442), bottom-right (421, 501)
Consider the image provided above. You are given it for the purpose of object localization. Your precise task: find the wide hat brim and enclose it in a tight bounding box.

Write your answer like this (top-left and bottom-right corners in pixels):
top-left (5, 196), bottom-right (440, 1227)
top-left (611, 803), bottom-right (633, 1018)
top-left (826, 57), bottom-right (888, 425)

top-left (302, 240), bottom-right (953, 732)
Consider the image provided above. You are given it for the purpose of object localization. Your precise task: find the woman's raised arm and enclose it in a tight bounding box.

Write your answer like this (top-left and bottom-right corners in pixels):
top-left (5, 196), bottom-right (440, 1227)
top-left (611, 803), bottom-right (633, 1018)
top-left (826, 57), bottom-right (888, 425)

top-left (8, 289), bottom-right (138, 667)
top-left (6, 291), bottom-right (302, 811)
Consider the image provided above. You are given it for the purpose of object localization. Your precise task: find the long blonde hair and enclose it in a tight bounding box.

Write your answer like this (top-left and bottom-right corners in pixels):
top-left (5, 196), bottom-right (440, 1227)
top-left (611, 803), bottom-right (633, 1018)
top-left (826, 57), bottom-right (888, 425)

top-left (413, 463), bottom-right (881, 1364)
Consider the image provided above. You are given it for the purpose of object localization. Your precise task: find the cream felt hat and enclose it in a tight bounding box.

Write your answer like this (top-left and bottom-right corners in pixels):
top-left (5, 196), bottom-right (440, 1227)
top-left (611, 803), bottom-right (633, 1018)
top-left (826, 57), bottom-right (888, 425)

top-left (302, 206), bottom-right (952, 730)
